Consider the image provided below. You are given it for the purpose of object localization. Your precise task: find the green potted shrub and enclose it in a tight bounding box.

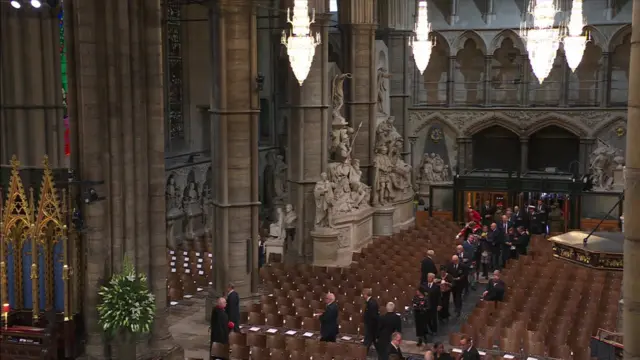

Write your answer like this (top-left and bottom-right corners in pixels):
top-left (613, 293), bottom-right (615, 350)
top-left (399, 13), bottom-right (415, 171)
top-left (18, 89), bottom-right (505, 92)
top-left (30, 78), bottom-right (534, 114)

top-left (97, 260), bottom-right (156, 360)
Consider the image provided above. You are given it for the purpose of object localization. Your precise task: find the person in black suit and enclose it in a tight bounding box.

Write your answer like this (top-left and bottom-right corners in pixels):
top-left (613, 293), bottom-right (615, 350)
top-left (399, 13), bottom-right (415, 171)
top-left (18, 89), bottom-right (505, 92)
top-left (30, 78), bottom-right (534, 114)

top-left (316, 292), bottom-right (339, 342)
top-left (378, 302), bottom-right (402, 359)
top-left (480, 200), bottom-right (494, 227)
top-left (411, 289), bottom-right (428, 346)
top-left (423, 273), bottom-right (441, 336)
top-left (446, 255), bottom-right (467, 318)
top-left (225, 283), bottom-right (240, 332)
top-left (437, 267), bottom-right (453, 321)
top-left (534, 199), bottom-right (549, 235)
top-left (510, 205), bottom-right (527, 229)
top-left (487, 223), bottom-right (503, 271)
top-left (483, 270), bottom-right (506, 302)
top-left (361, 288), bottom-right (379, 351)
top-left (386, 332), bottom-right (404, 360)
top-left (420, 250), bottom-right (438, 284)
top-left (210, 297), bottom-right (231, 359)
top-left (516, 226), bottom-right (530, 255)
top-left (459, 335), bottom-right (481, 360)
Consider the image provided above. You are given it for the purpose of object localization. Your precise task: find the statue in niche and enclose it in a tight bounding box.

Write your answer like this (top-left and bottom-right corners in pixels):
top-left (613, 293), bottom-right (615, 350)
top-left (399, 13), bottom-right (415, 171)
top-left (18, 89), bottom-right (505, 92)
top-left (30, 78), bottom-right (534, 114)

top-left (202, 166), bottom-right (213, 229)
top-left (273, 154), bottom-right (288, 202)
top-left (284, 204), bottom-right (297, 248)
top-left (332, 73), bottom-right (352, 125)
top-left (165, 173), bottom-right (181, 211)
top-left (376, 67), bottom-right (391, 116)
top-left (589, 140), bottom-right (625, 191)
top-left (314, 172), bottom-right (334, 228)
top-left (372, 117), bottom-right (413, 206)
top-left (419, 153), bottom-right (451, 183)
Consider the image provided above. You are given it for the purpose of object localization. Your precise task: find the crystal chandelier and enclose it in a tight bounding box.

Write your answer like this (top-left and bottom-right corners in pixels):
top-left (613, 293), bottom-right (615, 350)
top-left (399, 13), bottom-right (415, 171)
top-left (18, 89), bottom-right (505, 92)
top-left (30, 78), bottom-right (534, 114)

top-left (281, 0), bottom-right (321, 86)
top-left (520, 0), bottom-right (562, 83)
top-left (410, 0), bottom-right (433, 75)
top-left (563, 0), bottom-right (588, 71)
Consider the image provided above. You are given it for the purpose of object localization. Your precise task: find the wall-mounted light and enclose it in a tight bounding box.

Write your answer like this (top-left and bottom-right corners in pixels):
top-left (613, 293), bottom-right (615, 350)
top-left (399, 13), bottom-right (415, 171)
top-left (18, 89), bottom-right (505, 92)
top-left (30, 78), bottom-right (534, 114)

top-left (256, 73), bottom-right (265, 91)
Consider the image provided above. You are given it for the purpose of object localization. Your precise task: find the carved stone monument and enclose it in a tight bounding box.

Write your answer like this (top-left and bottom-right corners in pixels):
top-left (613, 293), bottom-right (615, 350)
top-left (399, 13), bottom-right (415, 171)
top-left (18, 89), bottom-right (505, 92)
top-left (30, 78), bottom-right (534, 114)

top-left (371, 116), bottom-right (415, 231)
top-left (310, 74), bottom-right (375, 267)
top-left (589, 139), bottom-right (625, 191)
top-left (265, 207), bottom-right (286, 261)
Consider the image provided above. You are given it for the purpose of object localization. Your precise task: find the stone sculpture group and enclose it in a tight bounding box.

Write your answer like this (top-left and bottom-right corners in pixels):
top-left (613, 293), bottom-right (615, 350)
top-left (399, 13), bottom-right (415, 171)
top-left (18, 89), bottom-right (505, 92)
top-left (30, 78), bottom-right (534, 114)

top-left (589, 140), bottom-right (625, 191)
top-left (418, 153), bottom-right (451, 184)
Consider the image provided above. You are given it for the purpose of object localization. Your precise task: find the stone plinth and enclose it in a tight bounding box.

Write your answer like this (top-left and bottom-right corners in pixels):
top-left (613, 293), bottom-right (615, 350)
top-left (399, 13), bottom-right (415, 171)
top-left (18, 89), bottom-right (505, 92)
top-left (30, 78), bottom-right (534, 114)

top-left (311, 228), bottom-right (341, 266)
top-left (612, 168), bottom-right (624, 191)
top-left (331, 208), bottom-right (375, 266)
top-left (264, 237), bottom-right (284, 263)
top-left (372, 206), bottom-right (395, 236)
top-left (392, 197), bottom-right (415, 231)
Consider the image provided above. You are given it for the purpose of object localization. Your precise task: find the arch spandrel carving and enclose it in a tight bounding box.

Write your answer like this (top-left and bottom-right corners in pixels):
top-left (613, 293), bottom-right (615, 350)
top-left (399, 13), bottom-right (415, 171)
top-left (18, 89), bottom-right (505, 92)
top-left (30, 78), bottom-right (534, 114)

top-left (489, 29), bottom-right (526, 55)
top-left (591, 115), bottom-right (627, 137)
top-left (463, 114), bottom-right (523, 137)
top-left (582, 26), bottom-right (606, 51)
top-left (452, 30), bottom-right (487, 55)
top-left (409, 111), bottom-right (462, 137)
top-left (431, 31), bottom-right (452, 56)
top-left (608, 24), bottom-right (632, 52)
top-left (524, 114), bottom-right (588, 138)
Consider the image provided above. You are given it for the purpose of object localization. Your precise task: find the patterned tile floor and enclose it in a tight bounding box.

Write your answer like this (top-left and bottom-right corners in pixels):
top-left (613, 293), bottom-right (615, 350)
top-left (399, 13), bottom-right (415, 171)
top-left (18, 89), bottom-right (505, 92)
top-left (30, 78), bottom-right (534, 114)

top-left (167, 282), bottom-right (486, 359)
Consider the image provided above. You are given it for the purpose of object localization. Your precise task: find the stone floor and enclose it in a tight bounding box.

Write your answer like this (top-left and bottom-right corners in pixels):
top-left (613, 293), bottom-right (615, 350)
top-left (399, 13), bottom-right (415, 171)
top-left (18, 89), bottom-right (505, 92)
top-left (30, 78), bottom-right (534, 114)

top-left (166, 281), bottom-right (486, 359)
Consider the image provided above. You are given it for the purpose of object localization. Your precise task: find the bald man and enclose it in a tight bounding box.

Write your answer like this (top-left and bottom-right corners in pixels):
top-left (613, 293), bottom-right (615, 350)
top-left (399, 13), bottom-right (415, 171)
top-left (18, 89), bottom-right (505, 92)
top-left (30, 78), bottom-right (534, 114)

top-left (446, 255), bottom-right (468, 317)
top-left (315, 292), bottom-right (339, 342)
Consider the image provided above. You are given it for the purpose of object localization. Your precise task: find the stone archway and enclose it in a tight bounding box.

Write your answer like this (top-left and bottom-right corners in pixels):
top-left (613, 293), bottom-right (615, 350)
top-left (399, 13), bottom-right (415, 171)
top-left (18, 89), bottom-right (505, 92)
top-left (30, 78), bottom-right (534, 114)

top-left (527, 125), bottom-right (580, 173)
top-left (471, 125), bottom-right (521, 171)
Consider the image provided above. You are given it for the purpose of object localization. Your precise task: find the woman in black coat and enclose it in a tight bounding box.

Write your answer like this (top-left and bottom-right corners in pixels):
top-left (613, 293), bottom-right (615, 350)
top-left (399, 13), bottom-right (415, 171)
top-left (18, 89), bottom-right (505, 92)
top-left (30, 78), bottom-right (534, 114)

top-left (210, 297), bottom-right (231, 346)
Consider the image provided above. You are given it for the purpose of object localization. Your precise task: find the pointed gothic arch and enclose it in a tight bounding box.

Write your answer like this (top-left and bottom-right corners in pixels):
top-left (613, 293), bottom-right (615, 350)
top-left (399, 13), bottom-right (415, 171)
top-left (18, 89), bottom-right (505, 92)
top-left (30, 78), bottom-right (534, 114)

top-left (489, 29), bottom-right (526, 55)
top-left (524, 115), bottom-right (587, 137)
top-left (452, 30), bottom-right (487, 55)
top-left (608, 24), bottom-right (632, 52)
top-left (464, 115), bottom-right (522, 137)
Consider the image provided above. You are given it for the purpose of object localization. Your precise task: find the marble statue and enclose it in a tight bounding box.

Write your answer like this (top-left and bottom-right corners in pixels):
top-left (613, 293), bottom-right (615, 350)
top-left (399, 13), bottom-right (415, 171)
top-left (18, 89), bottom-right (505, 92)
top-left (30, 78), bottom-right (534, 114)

top-left (589, 141), bottom-right (625, 191)
top-left (314, 172), bottom-right (334, 228)
top-left (284, 204), bottom-right (297, 246)
top-left (419, 153), bottom-right (451, 183)
top-left (376, 67), bottom-right (391, 116)
top-left (268, 207), bottom-right (286, 241)
top-left (372, 117), bottom-right (413, 206)
top-left (330, 126), bottom-right (355, 161)
top-left (332, 73), bottom-right (352, 125)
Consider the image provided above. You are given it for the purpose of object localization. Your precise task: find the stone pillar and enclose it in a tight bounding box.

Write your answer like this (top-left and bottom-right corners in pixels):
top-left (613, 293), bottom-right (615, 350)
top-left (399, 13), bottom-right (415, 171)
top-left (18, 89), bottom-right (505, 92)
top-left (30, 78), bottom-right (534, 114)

top-left (560, 52), bottom-right (570, 106)
top-left (208, 0), bottom-right (260, 302)
top-left (600, 52), bottom-right (611, 107)
top-left (447, 56), bottom-right (456, 106)
top-left (520, 55), bottom-right (530, 106)
top-left (287, 0), bottom-right (330, 260)
top-left (339, 0), bottom-right (377, 183)
top-left (0, 8), bottom-right (66, 167)
top-left (520, 137), bottom-right (529, 173)
top-left (64, 0), bottom-right (177, 357)
top-left (484, 55), bottom-right (493, 106)
top-left (623, 1), bottom-right (640, 357)
top-left (378, 0), bottom-right (414, 164)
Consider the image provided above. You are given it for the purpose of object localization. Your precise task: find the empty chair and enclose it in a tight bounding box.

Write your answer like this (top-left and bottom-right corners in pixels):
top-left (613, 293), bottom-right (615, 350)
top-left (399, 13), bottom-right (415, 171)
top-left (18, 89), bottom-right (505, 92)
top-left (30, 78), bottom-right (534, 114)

top-left (301, 317), bottom-right (320, 332)
top-left (266, 334), bottom-right (286, 349)
top-left (247, 333), bottom-right (267, 348)
top-left (266, 313), bottom-right (284, 327)
top-left (229, 344), bottom-right (251, 360)
top-left (210, 342), bottom-right (229, 359)
top-left (268, 348), bottom-right (289, 360)
top-left (285, 336), bottom-right (306, 352)
top-left (248, 311), bottom-right (266, 325)
top-left (229, 332), bottom-right (247, 346)
top-left (250, 346), bottom-right (270, 360)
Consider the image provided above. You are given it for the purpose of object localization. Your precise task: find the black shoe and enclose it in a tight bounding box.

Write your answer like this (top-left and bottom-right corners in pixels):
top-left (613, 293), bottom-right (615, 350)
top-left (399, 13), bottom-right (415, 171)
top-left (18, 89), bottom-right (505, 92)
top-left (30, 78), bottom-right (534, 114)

top-left (417, 338), bottom-right (423, 346)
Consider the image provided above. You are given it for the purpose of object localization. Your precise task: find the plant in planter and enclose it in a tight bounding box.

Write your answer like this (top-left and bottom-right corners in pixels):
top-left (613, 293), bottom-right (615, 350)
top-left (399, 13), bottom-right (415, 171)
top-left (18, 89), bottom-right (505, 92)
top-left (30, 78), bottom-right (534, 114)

top-left (97, 260), bottom-right (156, 360)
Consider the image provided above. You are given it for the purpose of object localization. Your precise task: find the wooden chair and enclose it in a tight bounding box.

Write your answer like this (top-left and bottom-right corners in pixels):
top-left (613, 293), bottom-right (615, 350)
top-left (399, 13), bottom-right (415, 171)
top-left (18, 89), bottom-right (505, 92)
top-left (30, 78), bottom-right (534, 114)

top-left (210, 342), bottom-right (229, 358)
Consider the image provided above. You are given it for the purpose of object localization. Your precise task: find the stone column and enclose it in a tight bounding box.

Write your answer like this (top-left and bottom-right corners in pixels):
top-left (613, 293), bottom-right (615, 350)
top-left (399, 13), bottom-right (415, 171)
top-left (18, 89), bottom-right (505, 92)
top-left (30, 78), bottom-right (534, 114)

top-left (378, 0), bottom-right (414, 164)
top-left (560, 52), bottom-right (570, 106)
top-left (520, 137), bottom-right (529, 173)
top-left (623, 1), bottom-right (640, 358)
top-left (287, 0), bottom-right (330, 260)
top-left (447, 56), bottom-right (456, 106)
top-left (208, 0), bottom-right (260, 302)
top-left (600, 52), bottom-right (611, 107)
top-left (339, 0), bottom-right (377, 183)
top-left (484, 55), bottom-right (493, 106)
top-left (64, 0), bottom-right (177, 357)
top-left (0, 8), bottom-right (65, 167)
top-left (520, 55), bottom-right (530, 106)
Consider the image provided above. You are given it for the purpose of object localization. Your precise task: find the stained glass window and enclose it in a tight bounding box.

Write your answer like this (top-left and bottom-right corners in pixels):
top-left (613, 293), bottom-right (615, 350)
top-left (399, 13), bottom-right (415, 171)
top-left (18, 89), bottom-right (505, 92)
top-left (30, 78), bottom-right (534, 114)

top-left (165, 0), bottom-right (184, 140)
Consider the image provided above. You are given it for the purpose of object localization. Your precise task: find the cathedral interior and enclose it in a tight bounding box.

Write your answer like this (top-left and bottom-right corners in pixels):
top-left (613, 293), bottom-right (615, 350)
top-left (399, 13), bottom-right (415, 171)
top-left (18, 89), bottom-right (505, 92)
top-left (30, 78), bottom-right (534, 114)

top-left (0, 0), bottom-right (638, 359)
